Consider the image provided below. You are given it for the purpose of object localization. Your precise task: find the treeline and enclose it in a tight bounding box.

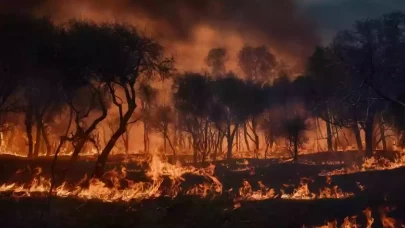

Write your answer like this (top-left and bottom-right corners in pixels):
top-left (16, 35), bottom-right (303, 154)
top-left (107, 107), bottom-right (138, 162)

top-left (167, 11), bottom-right (405, 162)
top-left (1, 11), bottom-right (405, 175)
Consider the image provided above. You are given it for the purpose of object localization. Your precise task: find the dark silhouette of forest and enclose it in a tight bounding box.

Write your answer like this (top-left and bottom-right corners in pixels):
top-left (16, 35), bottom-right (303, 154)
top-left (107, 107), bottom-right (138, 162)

top-left (1, 11), bottom-right (405, 178)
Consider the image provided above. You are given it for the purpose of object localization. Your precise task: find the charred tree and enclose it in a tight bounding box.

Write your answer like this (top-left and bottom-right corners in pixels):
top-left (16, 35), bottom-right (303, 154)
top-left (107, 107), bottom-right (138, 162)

top-left (42, 125), bottom-right (52, 156)
top-left (325, 111), bottom-right (333, 151)
top-left (25, 105), bottom-right (34, 158)
top-left (90, 22), bottom-right (171, 177)
top-left (33, 121), bottom-right (41, 157)
top-left (69, 87), bottom-right (108, 163)
top-left (379, 116), bottom-right (387, 151)
top-left (364, 110), bottom-right (375, 158)
top-left (94, 84), bottom-right (138, 177)
top-left (282, 115), bottom-right (309, 162)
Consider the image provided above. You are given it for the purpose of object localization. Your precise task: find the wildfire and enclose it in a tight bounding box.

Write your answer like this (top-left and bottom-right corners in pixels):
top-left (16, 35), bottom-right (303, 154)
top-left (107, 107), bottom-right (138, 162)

top-left (0, 155), bottom-right (362, 204)
top-left (235, 177), bottom-right (356, 202)
top-left (0, 154), bottom-right (222, 202)
top-left (319, 155), bottom-right (405, 176)
top-left (306, 206), bottom-right (403, 228)
top-left (4, 150), bottom-right (405, 205)
top-left (0, 150), bottom-right (30, 158)
top-left (0, 148), bottom-right (100, 158)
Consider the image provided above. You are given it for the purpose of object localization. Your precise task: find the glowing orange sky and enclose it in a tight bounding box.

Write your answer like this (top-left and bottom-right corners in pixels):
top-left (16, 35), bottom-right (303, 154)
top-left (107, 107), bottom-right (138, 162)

top-left (5, 0), bottom-right (320, 75)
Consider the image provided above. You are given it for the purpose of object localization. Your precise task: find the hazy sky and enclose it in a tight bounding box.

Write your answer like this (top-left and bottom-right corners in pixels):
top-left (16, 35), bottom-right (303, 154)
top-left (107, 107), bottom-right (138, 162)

top-left (2, 0), bottom-right (405, 71)
top-left (298, 0), bottom-right (405, 43)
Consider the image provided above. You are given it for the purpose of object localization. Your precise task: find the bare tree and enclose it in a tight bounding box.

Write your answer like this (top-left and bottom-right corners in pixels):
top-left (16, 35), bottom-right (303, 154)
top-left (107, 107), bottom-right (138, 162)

top-left (66, 85), bottom-right (108, 162)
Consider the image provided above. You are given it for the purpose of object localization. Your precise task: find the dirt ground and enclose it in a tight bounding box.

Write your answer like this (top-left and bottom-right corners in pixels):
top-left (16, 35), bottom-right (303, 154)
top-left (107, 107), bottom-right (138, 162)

top-left (0, 151), bottom-right (404, 227)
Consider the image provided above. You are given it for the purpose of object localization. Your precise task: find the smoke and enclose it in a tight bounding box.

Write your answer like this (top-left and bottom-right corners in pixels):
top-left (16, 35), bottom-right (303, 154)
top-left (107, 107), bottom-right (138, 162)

top-left (2, 0), bottom-right (320, 73)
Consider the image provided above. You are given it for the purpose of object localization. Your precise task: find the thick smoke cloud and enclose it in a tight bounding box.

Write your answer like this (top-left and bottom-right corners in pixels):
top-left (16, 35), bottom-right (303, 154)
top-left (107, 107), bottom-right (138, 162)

top-left (1, 0), bottom-right (320, 72)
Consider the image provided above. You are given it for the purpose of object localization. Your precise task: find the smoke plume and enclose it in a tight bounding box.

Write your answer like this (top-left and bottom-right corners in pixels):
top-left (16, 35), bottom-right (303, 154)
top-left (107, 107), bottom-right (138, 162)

top-left (2, 0), bottom-right (320, 73)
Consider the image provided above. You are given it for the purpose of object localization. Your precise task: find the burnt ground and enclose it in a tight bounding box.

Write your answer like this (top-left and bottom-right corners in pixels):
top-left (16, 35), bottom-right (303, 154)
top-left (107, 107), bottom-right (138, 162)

top-left (0, 151), bottom-right (405, 227)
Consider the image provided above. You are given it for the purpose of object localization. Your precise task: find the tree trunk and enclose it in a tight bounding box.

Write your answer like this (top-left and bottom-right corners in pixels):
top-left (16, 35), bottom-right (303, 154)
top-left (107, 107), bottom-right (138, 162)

top-left (163, 131), bottom-right (167, 154)
top-left (124, 132), bottom-right (129, 154)
top-left (379, 119), bottom-right (387, 151)
top-left (165, 134), bottom-right (176, 158)
top-left (226, 123), bottom-right (237, 163)
top-left (179, 132), bottom-right (185, 152)
top-left (71, 138), bottom-right (87, 162)
top-left (243, 123), bottom-right (251, 152)
top-left (334, 125), bottom-right (341, 151)
top-left (34, 125), bottom-right (41, 157)
top-left (192, 138), bottom-right (198, 165)
top-left (325, 119), bottom-right (333, 151)
top-left (351, 107), bottom-right (363, 152)
top-left (352, 123), bottom-right (363, 152)
top-left (293, 137), bottom-right (298, 162)
top-left (226, 136), bottom-right (232, 162)
top-left (364, 112), bottom-right (375, 158)
top-left (253, 129), bottom-right (259, 158)
top-left (213, 138), bottom-right (218, 162)
top-left (7, 127), bottom-right (16, 151)
top-left (249, 117), bottom-right (260, 158)
top-left (92, 84), bottom-right (134, 177)
top-left (213, 130), bottom-right (222, 162)
top-left (265, 133), bottom-right (273, 159)
top-left (204, 119), bottom-right (208, 160)
top-left (25, 111), bottom-right (33, 158)
top-left (264, 142), bottom-right (269, 159)
top-left (93, 126), bottom-right (126, 178)
top-left (143, 121), bottom-right (149, 153)
top-left (42, 126), bottom-right (52, 156)
top-left (202, 150), bottom-right (207, 163)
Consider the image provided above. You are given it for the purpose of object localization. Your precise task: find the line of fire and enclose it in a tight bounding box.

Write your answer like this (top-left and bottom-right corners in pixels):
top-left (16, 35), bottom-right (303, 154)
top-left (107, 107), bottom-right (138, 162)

top-left (0, 2), bottom-right (405, 227)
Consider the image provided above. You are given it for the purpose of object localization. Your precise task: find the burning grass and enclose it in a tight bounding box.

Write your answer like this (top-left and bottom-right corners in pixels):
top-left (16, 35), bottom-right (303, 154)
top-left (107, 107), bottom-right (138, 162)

top-left (319, 154), bottom-right (405, 176)
top-left (1, 151), bottom-right (405, 227)
top-left (0, 154), bottom-right (357, 203)
top-left (2, 151), bottom-right (405, 204)
top-left (0, 154), bottom-right (223, 202)
top-left (305, 206), bottom-right (404, 228)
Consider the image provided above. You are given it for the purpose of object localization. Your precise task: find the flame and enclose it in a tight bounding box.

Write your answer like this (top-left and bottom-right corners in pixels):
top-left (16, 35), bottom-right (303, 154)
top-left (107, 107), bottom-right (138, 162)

top-left (363, 207), bottom-right (374, 228)
top-left (379, 206), bottom-right (404, 228)
top-left (0, 153), bottom-right (222, 202)
top-left (319, 154), bottom-right (405, 176)
top-left (6, 149), bottom-right (405, 205)
top-left (306, 207), bottom-right (404, 228)
top-left (309, 217), bottom-right (362, 228)
top-left (0, 154), bottom-right (360, 204)
top-left (314, 220), bottom-right (337, 228)
top-left (235, 177), bottom-right (357, 202)
top-left (0, 148), bottom-right (99, 158)
top-left (237, 180), bottom-right (277, 201)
